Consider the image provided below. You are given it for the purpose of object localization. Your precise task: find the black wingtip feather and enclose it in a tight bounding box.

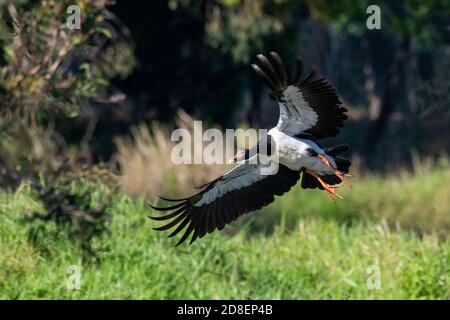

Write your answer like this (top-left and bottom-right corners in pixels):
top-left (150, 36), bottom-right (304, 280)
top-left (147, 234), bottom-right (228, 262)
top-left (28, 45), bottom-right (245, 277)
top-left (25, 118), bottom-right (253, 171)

top-left (149, 214), bottom-right (173, 221)
top-left (175, 218), bottom-right (197, 246)
top-left (149, 205), bottom-right (188, 221)
top-left (158, 195), bottom-right (190, 202)
top-left (256, 54), bottom-right (283, 88)
top-left (251, 64), bottom-right (278, 91)
top-left (151, 164), bottom-right (301, 246)
top-left (269, 51), bottom-right (287, 87)
top-left (256, 54), bottom-right (275, 73)
top-left (152, 210), bottom-right (189, 231)
top-left (148, 201), bottom-right (186, 212)
top-left (168, 214), bottom-right (191, 237)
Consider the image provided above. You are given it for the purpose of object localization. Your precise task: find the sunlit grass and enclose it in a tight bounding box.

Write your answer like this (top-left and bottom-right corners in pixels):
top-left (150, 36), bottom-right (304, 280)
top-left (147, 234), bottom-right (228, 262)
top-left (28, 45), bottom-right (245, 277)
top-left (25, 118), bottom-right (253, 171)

top-left (0, 165), bottom-right (449, 299)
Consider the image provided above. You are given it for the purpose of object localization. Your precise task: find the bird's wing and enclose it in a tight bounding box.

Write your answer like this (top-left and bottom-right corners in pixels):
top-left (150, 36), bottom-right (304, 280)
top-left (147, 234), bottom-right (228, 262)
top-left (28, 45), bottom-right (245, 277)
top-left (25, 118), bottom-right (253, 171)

top-left (149, 162), bottom-right (300, 245)
top-left (251, 52), bottom-right (347, 139)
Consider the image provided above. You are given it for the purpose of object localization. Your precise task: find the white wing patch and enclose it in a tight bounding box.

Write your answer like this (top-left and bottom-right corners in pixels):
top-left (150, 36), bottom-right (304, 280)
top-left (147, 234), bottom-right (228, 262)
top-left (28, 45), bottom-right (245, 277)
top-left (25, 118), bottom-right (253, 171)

top-left (193, 163), bottom-right (266, 207)
top-left (277, 85), bottom-right (318, 135)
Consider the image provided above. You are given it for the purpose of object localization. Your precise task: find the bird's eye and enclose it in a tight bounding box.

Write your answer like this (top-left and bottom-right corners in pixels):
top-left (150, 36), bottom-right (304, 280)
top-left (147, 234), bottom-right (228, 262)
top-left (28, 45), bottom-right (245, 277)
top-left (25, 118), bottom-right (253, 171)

top-left (306, 148), bottom-right (318, 157)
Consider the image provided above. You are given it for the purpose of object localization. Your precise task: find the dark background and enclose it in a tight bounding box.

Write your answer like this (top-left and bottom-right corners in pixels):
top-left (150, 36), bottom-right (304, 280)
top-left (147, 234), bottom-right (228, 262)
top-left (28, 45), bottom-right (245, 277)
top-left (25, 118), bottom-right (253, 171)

top-left (109, 0), bottom-right (450, 169)
top-left (1, 0), bottom-right (449, 171)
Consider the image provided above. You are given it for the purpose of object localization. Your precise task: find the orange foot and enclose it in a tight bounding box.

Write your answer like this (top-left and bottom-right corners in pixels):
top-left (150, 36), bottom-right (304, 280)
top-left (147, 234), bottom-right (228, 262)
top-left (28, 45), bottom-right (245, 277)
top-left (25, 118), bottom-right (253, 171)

top-left (317, 154), bottom-right (352, 186)
top-left (306, 169), bottom-right (343, 199)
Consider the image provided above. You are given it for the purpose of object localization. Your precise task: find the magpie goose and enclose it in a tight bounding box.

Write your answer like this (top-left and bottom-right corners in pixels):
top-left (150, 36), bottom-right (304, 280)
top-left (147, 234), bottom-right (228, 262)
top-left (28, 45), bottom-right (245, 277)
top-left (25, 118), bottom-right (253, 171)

top-left (150, 52), bottom-right (351, 245)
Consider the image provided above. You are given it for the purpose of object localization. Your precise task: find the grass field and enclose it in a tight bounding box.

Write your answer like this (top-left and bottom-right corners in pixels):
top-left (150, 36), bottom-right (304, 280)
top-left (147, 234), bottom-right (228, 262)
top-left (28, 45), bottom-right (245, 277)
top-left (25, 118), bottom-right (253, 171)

top-left (0, 162), bottom-right (449, 299)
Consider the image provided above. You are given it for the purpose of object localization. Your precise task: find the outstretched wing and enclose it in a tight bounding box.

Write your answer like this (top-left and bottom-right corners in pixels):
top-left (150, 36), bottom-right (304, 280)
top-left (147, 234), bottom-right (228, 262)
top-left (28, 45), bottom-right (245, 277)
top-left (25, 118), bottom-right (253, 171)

top-left (149, 162), bottom-right (300, 246)
top-left (251, 52), bottom-right (347, 139)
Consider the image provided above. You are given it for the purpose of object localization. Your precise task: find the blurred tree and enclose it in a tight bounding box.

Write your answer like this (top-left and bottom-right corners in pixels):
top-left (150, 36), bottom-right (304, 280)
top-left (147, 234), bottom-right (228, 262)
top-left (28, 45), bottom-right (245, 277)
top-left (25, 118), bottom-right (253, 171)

top-left (116, 0), bottom-right (308, 126)
top-left (0, 0), bottom-right (134, 122)
top-left (0, 0), bottom-right (134, 181)
top-left (298, 0), bottom-right (449, 163)
top-left (1, 0), bottom-right (448, 171)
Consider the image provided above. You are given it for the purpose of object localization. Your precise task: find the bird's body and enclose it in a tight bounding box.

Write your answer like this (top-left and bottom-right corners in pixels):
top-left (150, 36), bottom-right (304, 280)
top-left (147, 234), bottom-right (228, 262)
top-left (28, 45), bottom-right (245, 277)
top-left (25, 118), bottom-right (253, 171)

top-left (268, 127), bottom-right (336, 174)
top-left (150, 52), bottom-right (352, 245)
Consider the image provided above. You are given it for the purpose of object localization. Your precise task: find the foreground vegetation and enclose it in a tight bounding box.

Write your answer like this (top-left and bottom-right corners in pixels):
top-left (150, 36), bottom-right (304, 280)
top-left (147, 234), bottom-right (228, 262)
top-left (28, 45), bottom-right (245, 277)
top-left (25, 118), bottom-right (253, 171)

top-left (1, 162), bottom-right (449, 300)
top-left (1, 0), bottom-right (449, 301)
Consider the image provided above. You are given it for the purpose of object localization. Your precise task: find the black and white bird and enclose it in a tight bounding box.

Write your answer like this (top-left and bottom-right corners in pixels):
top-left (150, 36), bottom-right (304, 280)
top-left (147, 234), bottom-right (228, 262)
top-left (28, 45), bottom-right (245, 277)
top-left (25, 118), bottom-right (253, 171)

top-left (150, 52), bottom-right (351, 245)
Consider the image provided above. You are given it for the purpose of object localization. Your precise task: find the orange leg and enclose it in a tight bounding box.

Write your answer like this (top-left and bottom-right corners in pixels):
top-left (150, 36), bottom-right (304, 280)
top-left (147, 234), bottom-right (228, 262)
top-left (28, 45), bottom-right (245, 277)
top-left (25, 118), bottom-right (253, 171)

top-left (306, 169), bottom-right (343, 199)
top-left (317, 155), bottom-right (352, 185)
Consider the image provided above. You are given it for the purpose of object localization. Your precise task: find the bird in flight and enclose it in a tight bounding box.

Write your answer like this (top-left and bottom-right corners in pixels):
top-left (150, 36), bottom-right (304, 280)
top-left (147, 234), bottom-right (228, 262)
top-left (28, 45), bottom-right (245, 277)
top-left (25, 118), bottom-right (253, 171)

top-left (150, 52), bottom-right (351, 245)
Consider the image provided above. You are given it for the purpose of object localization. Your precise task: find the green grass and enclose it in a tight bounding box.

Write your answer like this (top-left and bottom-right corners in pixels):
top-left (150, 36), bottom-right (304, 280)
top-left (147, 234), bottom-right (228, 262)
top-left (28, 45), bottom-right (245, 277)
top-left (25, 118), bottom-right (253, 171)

top-left (0, 165), bottom-right (449, 299)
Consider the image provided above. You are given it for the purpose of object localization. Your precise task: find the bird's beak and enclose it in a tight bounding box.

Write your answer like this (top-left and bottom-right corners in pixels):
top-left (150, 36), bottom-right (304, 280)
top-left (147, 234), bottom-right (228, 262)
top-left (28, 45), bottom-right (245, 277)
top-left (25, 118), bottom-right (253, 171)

top-left (229, 149), bottom-right (246, 164)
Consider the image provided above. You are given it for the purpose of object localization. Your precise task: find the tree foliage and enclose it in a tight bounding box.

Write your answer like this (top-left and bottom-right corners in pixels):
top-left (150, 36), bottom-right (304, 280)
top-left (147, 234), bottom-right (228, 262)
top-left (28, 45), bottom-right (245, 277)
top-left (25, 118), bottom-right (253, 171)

top-left (0, 0), bottom-right (134, 123)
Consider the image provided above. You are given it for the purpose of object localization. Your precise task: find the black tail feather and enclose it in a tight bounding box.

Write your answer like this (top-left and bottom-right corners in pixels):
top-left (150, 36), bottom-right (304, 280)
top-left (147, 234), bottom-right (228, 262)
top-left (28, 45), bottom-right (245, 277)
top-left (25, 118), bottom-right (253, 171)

top-left (301, 144), bottom-right (351, 190)
top-left (335, 157), bottom-right (351, 174)
top-left (301, 171), bottom-right (342, 190)
top-left (325, 143), bottom-right (350, 157)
